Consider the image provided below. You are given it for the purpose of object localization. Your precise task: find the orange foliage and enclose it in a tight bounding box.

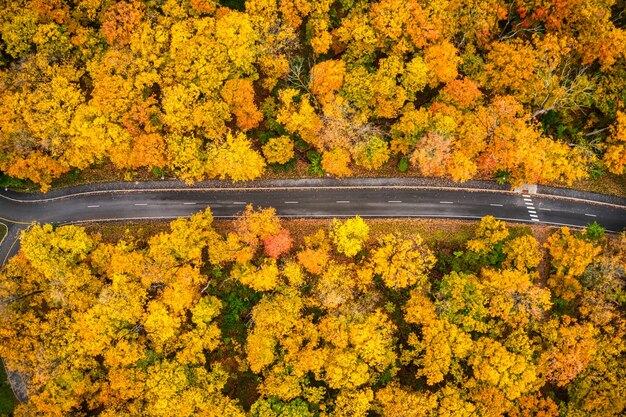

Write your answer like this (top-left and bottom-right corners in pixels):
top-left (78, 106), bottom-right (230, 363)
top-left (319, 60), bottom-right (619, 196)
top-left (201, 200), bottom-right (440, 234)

top-left (264, 229), bottom-right (294, 259)
top-left (220, 79), bottom-right (264, 131)
top-left (101, 1), bottom-right (144, 47)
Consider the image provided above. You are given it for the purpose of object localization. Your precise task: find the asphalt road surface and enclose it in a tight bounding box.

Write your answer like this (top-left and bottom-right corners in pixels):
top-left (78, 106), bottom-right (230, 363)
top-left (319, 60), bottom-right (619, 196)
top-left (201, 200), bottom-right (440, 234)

top-left (1, 183), bottom-right (625, 266)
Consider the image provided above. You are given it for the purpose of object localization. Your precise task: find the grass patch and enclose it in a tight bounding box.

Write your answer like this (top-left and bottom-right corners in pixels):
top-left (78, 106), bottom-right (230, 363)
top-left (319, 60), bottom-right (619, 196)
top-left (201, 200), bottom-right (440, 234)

top-left (0, 360), bottom-right (16, 416)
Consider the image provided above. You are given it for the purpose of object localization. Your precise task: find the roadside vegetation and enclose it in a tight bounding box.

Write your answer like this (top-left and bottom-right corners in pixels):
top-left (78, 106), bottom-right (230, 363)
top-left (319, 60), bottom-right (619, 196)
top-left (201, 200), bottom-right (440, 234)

top-left (1, 208), bottom-right (624, 416)
top-left (1, 1), bottom-right (625, 192)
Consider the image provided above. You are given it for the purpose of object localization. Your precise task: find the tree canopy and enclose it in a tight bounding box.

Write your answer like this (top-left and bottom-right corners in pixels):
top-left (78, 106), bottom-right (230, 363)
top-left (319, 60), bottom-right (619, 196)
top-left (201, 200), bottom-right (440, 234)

top-left (1, 210), bottom-right (624, 416)
top-left (1, 0), bottom-right (626, 190)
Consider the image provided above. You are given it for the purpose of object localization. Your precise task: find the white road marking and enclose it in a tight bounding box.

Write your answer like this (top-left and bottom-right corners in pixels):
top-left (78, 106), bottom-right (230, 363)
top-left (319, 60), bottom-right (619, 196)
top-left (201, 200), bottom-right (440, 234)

top-left (183, 202), bottom-right (196, 205)
top-left (489, 203), bottom-right (503, 207)
top-left (2, 186), bottom-right (623, 210)
top-left (439, 201), bottom-right (454, 204)
top-left (233, 202), bottom-right (247, 205)
top-left (528, 210), bottom-right (537, 214)
top-left (388, 200), bottom-right (402, 203)
top-left (585, 213), bottom-right (597, 217)
top-left (284, 201), bottom-right (299, 204)
top-left (134, 203), bottom-right (148, 206)
top-left (524, 198), bottom-right (532, 202)
top-left (526, 206), bottom-right (535, 210)
top-left (532, 218), bottom-right (540, 222)
top-left (530, 214), bottom-right (538, 218)
top-left (523, 194), bottom-right (531, 198)
top-left (525, 201), bottom-right (534, 205)
top-left (336, 201), bottom-right (350, 203)
top-left (87, 205), bottom-right (100, 208)
top-left (539, 208), bottom-right (552, 211)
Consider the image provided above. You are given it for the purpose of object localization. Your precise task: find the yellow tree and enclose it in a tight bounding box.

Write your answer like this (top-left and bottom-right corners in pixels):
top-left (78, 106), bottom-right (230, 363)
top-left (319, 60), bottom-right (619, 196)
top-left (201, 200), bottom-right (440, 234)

top-left (467, 215), bottom-right (509, 253)
top-left (544, 227), bottom-right (601, 300)
top-left (370, 233), bottom-right (436, 289)
top-left (322, 148), bottom-right (353, 177)
top-left (375, 383), bottom-right (437, 417)
top-left (262, 136), bottom-right (295, 164)
top-left (331, 216), bottom-right (370, 257)
top-left (206, 131), bottom-right (266, 181)
top-left (503, 235), bottom-right (542, 271)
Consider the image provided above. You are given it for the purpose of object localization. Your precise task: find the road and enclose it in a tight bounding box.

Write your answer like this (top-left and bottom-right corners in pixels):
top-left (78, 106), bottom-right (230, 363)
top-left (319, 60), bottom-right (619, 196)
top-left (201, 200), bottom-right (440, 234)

top-left (1, 181), bottom-right (625, 266)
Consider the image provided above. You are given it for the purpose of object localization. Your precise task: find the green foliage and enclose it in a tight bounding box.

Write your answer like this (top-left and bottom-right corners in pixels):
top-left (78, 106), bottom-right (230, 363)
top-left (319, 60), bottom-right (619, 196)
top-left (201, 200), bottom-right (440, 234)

top-left (307, 151), bottom-right (324, 176)
top-left (494, 170), bottom-right (511, 185)
top-left (151, 166), bottom-right (166, 178)
top-left (584, 221), bottom-right (605, 240)
top-left (397, 158), bottom-right (409, 172)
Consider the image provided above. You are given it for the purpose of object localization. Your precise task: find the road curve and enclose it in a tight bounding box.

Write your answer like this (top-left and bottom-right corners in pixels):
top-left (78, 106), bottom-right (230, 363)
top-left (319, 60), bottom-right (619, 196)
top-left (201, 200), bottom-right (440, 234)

top-left (0, 181), bottom-right (625, 266)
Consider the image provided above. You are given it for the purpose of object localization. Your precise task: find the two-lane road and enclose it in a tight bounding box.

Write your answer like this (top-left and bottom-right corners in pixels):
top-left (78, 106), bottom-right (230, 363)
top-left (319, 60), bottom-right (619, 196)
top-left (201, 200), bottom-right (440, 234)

top-left (1, 182), bottom-right (625, 266)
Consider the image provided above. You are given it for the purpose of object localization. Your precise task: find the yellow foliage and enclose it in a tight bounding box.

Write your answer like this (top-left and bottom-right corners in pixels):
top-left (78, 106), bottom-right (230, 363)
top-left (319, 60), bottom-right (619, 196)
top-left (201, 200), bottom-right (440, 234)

top-left (545, 227), bottom-right (601, 300)
top-left (604, 110), bottom-right (626, 174)
top-left (370, 233), bottom-right (436, 289)
top-left (503, 235), bottom-right (542, 271)
top-left (375, 383), bottom-right (437, 417)
top-left (467, 215), bottom-right (510, 253)
top-left (331, 388), bottom-right (373, 417)
top-left (352, 136), bottom-right (391, 170)
top-left (277, 89), bottom-right (323, 148)
top-left (206, 131), bottom-right (266, 181)
top-left (468, 338), bottom-right (539, 401)
top-left (331, 216), bottom-right (370, 257)
top-left (262, 136), bottom-right (295, 164)
top-left (231, 258), bottom-right (281, 292)
top-left (322, 148), bottom-right (353, 177)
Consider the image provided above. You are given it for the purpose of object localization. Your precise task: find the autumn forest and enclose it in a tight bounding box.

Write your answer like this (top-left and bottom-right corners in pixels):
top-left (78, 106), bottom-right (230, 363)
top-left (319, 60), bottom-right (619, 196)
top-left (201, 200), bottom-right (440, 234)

top-left (1, 1), bottom-right (626, 416)
top-left (0, 209), bottom-right (625, 416)
top-left (1, 0), bottom-right (626, 190)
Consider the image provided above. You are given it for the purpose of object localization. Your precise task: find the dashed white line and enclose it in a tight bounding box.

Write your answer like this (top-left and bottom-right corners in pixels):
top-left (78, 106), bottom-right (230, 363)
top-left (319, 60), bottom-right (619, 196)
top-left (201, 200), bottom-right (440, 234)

top-left (585, 213), bottom-right (597, 217)
top-left (183, 202), bottom-right (197, 205)
top-left (284, 201), bottom-right (299, 204)
top-left (388, 200), bottom-right (402, 203)
top-left (539, 208), bottom-right (552, 211)
top-left (87, 205), bottom-right (100, 208)
top-left (336, 201), bottom-right (350, 204)
top-left (439, 201), bottom-right (454, 204)
top-left (489, 203), bottom-right (503, 207)
top-left (233, 202), bottom-right (247, 205)
top-left (134, 203), bottom-right (148, 206)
